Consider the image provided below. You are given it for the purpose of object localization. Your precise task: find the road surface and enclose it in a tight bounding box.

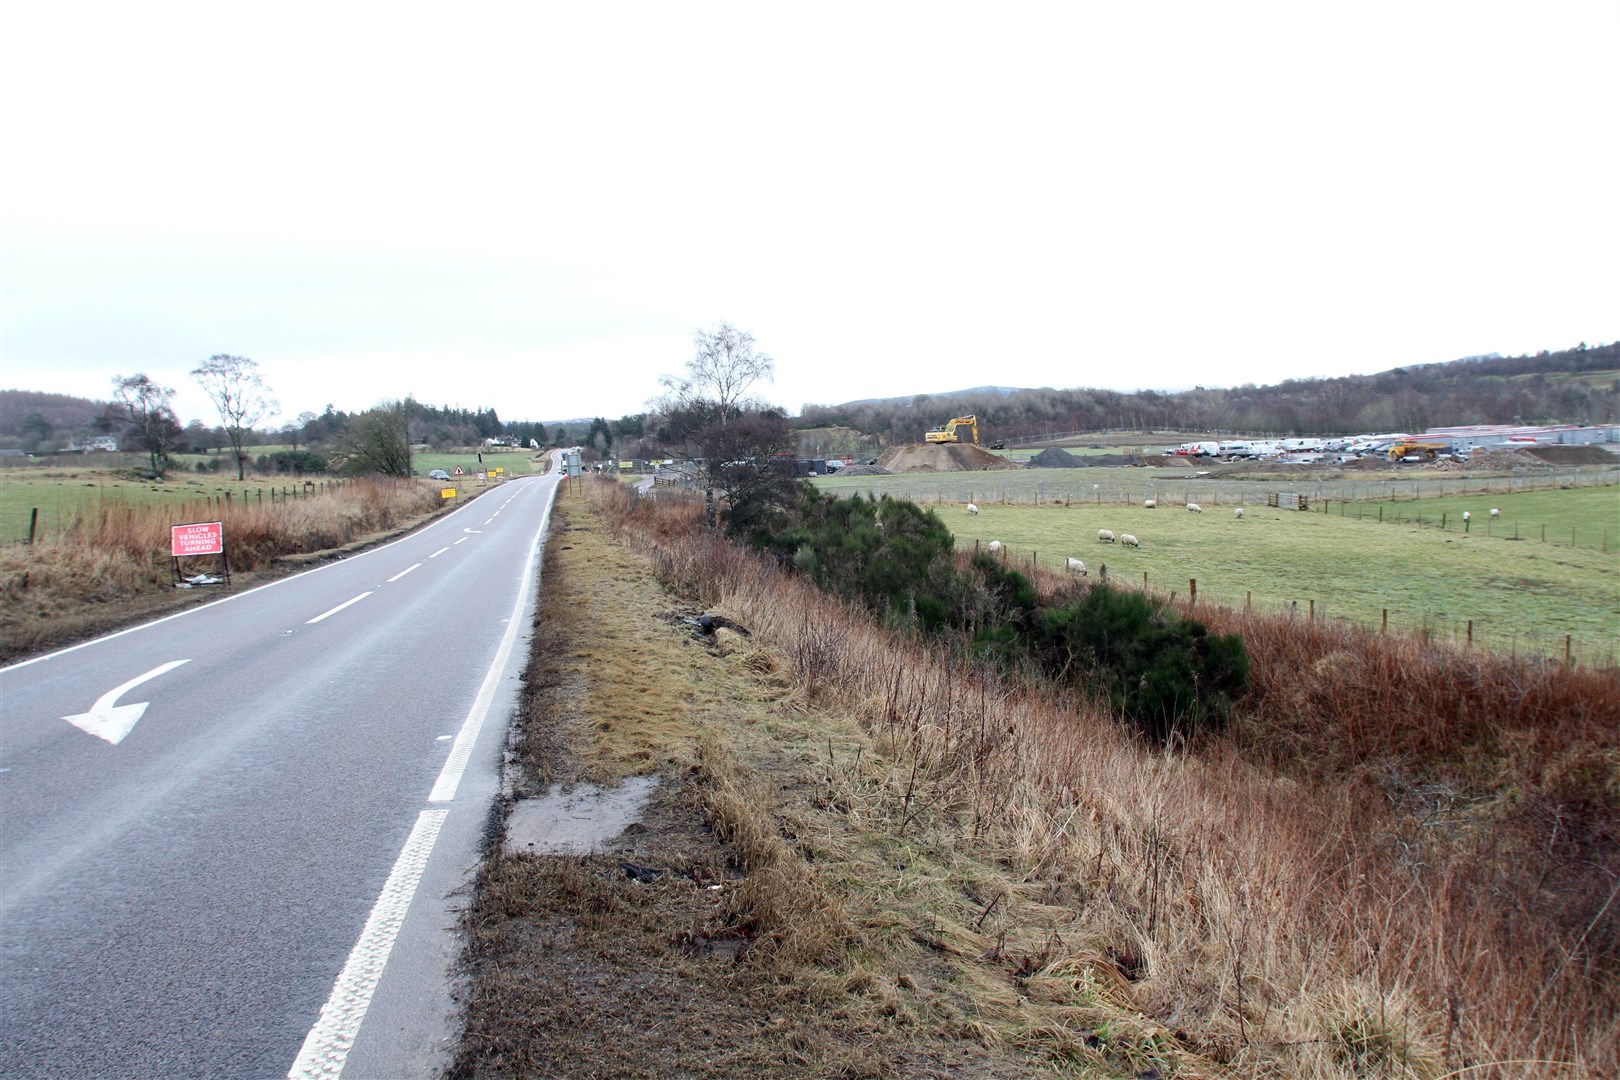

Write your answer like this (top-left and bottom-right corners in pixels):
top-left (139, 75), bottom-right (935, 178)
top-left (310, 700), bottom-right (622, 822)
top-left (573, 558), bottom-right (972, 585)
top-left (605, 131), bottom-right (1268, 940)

top-left (0, 467), bottom-right (559, 1078)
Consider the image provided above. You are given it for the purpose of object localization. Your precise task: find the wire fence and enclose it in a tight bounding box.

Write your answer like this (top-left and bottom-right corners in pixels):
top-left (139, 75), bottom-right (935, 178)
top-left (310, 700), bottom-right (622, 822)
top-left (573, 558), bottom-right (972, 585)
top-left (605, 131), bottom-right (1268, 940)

top-left (975, 541), bottom-right (1618, 670)
top-left (820, 465), bottom-right (1620, 509)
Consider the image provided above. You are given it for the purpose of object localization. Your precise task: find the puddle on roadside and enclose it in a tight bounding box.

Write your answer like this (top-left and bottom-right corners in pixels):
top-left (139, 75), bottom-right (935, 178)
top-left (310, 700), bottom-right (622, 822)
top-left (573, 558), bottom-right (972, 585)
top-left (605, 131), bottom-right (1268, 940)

top-left (504, 775), bottom-right (660, 855)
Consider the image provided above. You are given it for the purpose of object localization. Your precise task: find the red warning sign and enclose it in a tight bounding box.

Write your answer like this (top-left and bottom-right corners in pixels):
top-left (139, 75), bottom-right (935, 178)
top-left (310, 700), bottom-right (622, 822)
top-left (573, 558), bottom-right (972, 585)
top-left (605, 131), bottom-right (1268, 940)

top-left (170, 521), bottom-right (224, 557)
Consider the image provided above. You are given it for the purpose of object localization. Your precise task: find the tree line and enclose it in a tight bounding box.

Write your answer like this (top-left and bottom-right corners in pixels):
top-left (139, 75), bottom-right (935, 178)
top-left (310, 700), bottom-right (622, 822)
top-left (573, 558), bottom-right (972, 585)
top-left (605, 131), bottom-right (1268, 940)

top-left (794, 341), bottom-right (1619, 445)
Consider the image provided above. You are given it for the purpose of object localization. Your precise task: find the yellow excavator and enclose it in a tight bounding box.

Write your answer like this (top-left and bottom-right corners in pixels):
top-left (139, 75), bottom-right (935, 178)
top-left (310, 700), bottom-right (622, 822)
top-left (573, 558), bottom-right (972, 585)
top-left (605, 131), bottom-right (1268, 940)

top-left (924, 415), bottom-right (980, 445)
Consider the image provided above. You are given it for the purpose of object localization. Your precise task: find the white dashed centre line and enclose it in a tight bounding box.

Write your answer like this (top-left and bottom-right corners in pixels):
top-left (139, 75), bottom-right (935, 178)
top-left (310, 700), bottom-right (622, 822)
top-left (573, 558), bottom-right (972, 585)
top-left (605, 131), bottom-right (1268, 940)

top-left (428, 546), bottom-right (451, 559)
top-left (386, 563), bottom-right (421, 583)
top-left (306, 592), bottom-right (373, 625)
top-left (454, 537), bottom-right (469, 545)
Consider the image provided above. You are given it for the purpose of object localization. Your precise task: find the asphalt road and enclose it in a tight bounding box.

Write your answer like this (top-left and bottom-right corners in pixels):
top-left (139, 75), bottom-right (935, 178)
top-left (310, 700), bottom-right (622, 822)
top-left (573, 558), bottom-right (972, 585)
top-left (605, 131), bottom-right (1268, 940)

top-left (0, 466), bottom-right (559, 1078)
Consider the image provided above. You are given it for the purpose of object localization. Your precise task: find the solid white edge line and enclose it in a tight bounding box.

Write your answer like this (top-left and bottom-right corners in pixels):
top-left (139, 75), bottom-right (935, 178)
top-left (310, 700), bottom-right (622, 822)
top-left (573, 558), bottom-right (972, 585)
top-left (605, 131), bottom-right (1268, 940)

top-left (0, 477), bottom-right (544, 674)
top-left (286, 808), bottom-right (449, 1080)
top-left (386, 563), bottom-right (421, 583)
top-left (306, 592), bottom-right (374, 625)
top-left (428, 486), bottom-right (552, 804)
top-left (286, 466), bottom-right (559, 1077)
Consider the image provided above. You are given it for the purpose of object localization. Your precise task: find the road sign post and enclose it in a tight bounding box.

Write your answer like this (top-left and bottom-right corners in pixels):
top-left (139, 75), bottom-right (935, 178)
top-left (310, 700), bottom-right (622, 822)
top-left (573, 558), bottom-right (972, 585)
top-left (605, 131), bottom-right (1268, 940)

top-left (169, 521), bottom-right (230, 588)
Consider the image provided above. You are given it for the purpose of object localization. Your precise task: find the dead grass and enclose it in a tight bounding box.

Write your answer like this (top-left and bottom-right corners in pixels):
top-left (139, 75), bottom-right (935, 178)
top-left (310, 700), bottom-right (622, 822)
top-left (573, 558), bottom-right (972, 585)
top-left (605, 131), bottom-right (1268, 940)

top-left (454, 482), bottom-right (1043, 1078)
top-left (586, 477), bottom-right (1619, 1079)
top-left (0, 478), bottom-right (445, 662)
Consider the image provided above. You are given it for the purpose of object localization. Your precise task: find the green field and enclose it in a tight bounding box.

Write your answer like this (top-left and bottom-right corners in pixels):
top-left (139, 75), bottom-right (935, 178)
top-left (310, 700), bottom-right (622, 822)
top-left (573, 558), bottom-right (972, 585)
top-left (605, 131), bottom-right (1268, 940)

top-left (1333, 488), bottom-right (1618, 552)
top-left (927, 490), bottom-right (1619, 666)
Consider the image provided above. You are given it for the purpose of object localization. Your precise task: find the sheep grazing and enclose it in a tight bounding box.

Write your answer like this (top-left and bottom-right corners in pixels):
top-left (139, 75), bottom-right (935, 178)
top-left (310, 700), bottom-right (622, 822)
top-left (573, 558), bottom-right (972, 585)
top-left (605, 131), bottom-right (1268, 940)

top-left (966, 502), bottom-right (979, 515)
top-left (987, 540), bottom-right (1003, 554)
top-left (1097, 528), bottom-right (1116, 543)
top-left (1066, 557), bottom-right (1087, 576)
top-left (1234, 507), bottom-right (1244, 519)
top-left (1120, 533), bottom-right (1140, 548)
top-left (1143, 498), bottom-right (1157, 509)
top-left (1186, 502), bottom-right (1202, 513)
top-left (1490, 507), bottom-right (1500, 518)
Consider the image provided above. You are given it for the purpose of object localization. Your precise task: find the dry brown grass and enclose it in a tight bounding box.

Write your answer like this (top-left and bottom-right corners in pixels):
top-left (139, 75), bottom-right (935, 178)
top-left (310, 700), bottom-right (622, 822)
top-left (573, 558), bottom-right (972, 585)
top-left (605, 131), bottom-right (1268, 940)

top-left (591, 476), bottom-right (1619, 1079)
top-left (455, 482), bottom-right (1043, 1078)
top-left (0, 478), bottom-right (443, 660)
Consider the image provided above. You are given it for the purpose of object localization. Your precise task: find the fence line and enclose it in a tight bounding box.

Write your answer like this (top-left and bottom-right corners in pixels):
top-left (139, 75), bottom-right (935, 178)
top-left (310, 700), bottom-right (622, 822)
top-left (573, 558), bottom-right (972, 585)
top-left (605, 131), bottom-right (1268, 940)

top-left (975, 542), bottom-right (1618, 670)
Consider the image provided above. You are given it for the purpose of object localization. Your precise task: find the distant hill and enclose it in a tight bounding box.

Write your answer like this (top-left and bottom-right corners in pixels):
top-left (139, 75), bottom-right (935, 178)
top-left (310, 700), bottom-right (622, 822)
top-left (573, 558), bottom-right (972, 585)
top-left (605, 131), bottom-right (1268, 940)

top-left (796, 342), bottom-right (1619, 445)
top-left (834, 385), bottom-right (1030, 409)
top-left (0, 389), bottom-right (106, 439)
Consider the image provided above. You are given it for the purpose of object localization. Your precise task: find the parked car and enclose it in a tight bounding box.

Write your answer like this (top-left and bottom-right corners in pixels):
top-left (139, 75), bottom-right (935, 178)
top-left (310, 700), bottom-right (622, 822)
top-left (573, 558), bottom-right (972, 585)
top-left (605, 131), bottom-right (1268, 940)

top-left (428, 469), bottom-right (452, 481)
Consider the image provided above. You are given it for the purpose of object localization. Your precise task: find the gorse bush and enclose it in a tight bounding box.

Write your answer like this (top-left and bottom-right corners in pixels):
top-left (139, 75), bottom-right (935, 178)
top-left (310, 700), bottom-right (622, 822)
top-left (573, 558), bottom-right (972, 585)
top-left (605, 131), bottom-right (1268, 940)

top-left (968, 554), bottom-right (1248, 738)
top-left (758, 490), bottom-right (1249, 736)
top-left (765, 488), bottom-right (960, 632)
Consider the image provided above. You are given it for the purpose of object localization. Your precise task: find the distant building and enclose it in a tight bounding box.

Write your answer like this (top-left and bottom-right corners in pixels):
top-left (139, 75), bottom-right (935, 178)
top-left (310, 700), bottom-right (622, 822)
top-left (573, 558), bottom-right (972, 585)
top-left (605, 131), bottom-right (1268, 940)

top-left (67, 435), bottom-right (119, 452)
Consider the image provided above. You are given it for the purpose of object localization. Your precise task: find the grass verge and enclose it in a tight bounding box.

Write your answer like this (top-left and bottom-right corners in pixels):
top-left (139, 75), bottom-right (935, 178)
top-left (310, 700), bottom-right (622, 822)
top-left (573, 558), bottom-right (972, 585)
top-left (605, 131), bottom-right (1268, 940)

top-left (554, 477), bottom-right (1618, 1079)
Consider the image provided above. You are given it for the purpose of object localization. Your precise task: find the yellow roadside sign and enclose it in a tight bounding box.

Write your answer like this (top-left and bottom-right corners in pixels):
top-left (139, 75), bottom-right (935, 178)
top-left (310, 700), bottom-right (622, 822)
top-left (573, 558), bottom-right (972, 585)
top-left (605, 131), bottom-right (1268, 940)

top-left (440, 487), bottom-right (457, 499)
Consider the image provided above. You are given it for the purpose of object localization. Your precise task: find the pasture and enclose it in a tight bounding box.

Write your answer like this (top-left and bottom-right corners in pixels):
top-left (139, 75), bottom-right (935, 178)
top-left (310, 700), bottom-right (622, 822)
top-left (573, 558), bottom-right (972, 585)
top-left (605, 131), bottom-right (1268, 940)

top-left (934, 490), bottom-right (1619, 666)
top-left (1332, 487), bottom-right (1618, 552)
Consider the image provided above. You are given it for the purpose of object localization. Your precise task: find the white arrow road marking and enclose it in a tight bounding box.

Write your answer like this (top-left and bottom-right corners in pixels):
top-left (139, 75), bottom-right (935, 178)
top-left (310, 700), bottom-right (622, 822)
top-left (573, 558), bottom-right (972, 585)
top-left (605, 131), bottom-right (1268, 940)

top-left (62, 659), bottom-right (191, 744)
top-left (307, 591), bottom-right (373, 625)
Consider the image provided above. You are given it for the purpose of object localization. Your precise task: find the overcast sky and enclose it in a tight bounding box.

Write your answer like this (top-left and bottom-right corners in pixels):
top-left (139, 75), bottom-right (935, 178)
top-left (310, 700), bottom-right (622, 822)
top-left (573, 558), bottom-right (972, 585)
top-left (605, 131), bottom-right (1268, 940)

top-left (3, 1), bottom-right (1616, 430)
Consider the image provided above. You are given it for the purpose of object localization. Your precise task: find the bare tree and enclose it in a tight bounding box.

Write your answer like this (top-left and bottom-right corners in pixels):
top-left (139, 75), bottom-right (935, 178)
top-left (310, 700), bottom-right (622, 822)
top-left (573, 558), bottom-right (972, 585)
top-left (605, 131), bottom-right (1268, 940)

top-left (658, 322), bottom-right (775, 421)
top-left (191, 354), bottom-right (278, 480)
top-left (655, 322), bottom-right (778, 526)
top-left (109, 374), bottom-right (183, 478)
top-left (330, 402), bottom-right (413, 477)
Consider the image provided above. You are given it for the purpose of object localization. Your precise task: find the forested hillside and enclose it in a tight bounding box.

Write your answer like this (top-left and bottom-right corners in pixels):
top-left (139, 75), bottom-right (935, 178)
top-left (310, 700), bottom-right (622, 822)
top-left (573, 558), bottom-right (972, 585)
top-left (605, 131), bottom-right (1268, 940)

top-left (798, 342), bottom-right (1619, 443)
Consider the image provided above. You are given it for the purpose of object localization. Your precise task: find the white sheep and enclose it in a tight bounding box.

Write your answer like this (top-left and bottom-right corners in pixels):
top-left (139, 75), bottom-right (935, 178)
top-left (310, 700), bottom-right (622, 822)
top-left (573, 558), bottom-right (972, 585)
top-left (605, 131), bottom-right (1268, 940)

top-left (1490, 507), bottom-right (1500, 518)
top-left (1234, 507), bottom-right (1244, 519)
top-left (1066, 557), bottom-right (1087, 576)
top-left (1143, 498), bottom-right (1157, 509)
top-left (1186, 502), bottom-right (1202, 513)
top-left (1120, 533), bottom-right (1140, 547)
top-left (1462, 511), bottom-right (1471, 522)
top-left (966, 502), bottom-right (979, 515)
top-left (987, 540), bottom-right (1002, 554)
top-left (1097, 528), bottom-right (1116, 543)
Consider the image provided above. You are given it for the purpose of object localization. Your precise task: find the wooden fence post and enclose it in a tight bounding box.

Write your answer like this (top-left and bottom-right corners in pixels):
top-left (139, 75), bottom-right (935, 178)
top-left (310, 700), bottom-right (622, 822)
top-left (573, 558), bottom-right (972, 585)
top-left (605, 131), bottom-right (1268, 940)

top-left (1189, 578), bottom-right (1197, 606)
top-left (1308, 599), bottom-right (1315, 622)
top-left (1381, 609), bottom-right (1387, 634)
top-left (28, 508), bottom-right (38, 545)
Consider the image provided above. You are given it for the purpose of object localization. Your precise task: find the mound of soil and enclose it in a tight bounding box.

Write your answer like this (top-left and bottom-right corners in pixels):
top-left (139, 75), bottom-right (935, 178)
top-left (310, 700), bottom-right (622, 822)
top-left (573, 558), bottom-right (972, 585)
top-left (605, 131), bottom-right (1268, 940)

top-left (1026, 447), bottom-right (1085, 468)
top-left (876, 443), bottom-right (1020, 473)
top-left (834, 464), bottom-right (891, 476)
top-left (1523, 445), bottom-right (1617, 466)
top-left (1463, 448), bottom-right (1553, 473)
